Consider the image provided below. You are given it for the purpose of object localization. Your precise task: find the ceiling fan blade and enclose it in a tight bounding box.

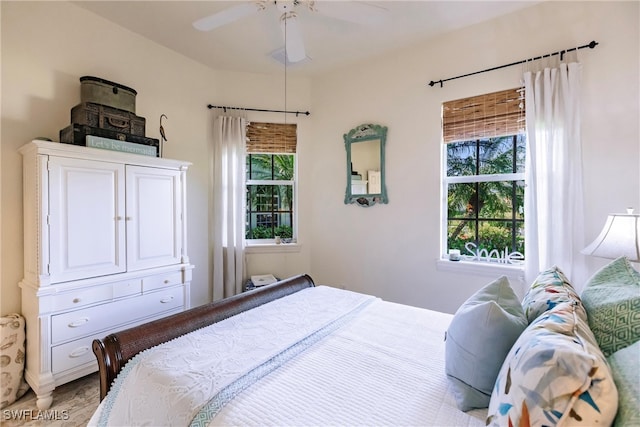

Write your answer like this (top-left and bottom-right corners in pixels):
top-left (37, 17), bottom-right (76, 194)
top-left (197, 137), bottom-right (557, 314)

top-left (280, 14), bottom-right (306, 63)
top-left (193, 2), bottom-right (264, 31)
top-left (312, 1), bottom-right (388, 26)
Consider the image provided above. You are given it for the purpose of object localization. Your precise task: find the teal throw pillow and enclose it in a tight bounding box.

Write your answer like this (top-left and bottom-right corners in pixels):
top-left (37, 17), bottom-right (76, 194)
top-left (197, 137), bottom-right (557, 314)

top-left (608, 341), bottom-right (640, 427)
top-left (445, 276), bottom-right (528, 411)
top-left (581, 256), bottom-right (640, 357)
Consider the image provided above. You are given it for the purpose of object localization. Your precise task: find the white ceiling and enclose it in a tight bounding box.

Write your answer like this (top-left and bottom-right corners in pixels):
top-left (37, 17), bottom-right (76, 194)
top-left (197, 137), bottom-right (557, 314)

top-left (73, 1), bottom-right (540, 77)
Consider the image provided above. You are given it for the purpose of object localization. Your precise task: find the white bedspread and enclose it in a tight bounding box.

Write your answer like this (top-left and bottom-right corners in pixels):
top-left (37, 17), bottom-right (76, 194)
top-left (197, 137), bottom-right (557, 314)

top-left (90, 286), bottom-right (487, 426)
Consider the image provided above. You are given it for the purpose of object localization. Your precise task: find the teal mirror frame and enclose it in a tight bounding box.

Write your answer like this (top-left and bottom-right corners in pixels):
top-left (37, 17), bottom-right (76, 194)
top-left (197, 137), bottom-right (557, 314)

top-left (344, 123), bottom-right (388, 207)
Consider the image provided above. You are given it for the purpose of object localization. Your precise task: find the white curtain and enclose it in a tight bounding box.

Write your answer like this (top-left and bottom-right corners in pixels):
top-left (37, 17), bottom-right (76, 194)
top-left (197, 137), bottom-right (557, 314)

top-left (211, 114), bottom-right (246, 299)
top-left (524, 62), bottom-right (587, 286)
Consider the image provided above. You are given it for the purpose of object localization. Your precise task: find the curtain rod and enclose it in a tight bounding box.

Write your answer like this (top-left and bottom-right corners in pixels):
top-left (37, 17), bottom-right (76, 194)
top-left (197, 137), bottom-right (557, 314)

top-left (428, 40), bottom-right (599, 88)
top-left (207, 104), bottom-right (310, 117)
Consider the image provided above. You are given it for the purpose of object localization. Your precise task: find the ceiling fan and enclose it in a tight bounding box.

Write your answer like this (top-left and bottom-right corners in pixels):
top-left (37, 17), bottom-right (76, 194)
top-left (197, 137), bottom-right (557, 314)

top-left (192, 1), bottom-right (389, 63)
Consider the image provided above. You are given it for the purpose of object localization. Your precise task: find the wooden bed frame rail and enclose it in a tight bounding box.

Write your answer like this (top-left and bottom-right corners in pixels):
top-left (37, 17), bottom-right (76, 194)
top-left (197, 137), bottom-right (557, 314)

top-left (92, 274), bottom-right (315, 400)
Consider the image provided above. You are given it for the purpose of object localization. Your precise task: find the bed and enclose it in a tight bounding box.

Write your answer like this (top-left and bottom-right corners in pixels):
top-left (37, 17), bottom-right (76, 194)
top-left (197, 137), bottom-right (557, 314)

top-left (90, 260), bottom-right (638, 426)
top-left (89, 274), bottom-right (487, 426)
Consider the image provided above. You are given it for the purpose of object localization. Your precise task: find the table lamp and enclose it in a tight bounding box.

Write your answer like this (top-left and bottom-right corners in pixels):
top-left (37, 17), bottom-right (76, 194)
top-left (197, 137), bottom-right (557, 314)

top-left (581, 208), bottom-right (640, 261)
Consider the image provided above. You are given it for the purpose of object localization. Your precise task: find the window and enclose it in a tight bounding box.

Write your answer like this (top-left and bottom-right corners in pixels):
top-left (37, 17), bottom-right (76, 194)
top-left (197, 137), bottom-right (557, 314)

top-left (245, 122), bottom-right (296, 243)
top-left (442, 88), bottom-right (526, 264)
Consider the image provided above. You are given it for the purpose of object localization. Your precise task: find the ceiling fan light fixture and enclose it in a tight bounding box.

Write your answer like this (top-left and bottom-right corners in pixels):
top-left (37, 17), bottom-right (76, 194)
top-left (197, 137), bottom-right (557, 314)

top-left (269, 47), bottom-right (311, 66)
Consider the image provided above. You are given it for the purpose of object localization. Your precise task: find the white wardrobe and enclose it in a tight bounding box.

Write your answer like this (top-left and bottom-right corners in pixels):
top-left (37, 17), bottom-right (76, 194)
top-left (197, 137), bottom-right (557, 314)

top-left (19, 140), bottom-right (194, 409)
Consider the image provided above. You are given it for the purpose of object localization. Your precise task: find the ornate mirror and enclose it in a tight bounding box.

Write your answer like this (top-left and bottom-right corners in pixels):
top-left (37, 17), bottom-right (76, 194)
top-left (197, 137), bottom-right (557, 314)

top-left (344, 123), bottom-right (388, 207)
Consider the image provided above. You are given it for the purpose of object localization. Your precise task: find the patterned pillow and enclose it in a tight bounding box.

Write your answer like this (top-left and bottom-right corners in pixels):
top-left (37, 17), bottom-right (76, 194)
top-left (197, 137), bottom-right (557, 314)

top-left (445, 276), bottom-right (528, 411)
top-left (0, 314), bottom-right (30, 409)
top-left (486, 301), bottom-right (618, 426)
top-left (608, 341), bottom-right (640, 427)
top-left (521, 265), bottom-right (586, 323)
top-left (581, 256), bottom-right (640, 357)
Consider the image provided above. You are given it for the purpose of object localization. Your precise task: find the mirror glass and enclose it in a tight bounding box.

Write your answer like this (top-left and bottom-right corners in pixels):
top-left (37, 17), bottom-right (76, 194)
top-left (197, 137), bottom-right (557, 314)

top-left (344, 123), bottom-right (388, 207)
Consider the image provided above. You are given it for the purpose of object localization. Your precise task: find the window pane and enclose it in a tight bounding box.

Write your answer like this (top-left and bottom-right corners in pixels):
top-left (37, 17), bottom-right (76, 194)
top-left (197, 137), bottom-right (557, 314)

top-left (448, 136), bottom-right (526, 178)
top-left (477, 181), bottom-right (520, 219)
top-left (447, 219), bottom-right (476, 252)
top-left (477, 220), bottom-right (524, 256)
top-left (514, 180), bottom-right (524, 220)
top-left (246, 154), bottom-right (294, 180)
top-left (515, 222), bottom-right (525, 256)
top-left (272, 154), bottom-right (294, 180)
top-left (448, 182), bottom-right (478, 218)
top-left (245, 184), bottom-right (293, 239)
top-left (479, 137), bottom-right (515, 175)
top-left (446, 141), bottom-right (477, 177)
top-left (247, 154), bottom-right (272, 180)
top-left (515, 134), bottom-right (525, 173)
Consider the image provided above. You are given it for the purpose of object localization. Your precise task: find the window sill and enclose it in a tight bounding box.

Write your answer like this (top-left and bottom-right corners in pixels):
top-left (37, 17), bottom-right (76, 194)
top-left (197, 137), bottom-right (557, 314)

top-left (436, 258), bottom-right (524, 282)
top-left (245, 243), bottom-right (302, 254)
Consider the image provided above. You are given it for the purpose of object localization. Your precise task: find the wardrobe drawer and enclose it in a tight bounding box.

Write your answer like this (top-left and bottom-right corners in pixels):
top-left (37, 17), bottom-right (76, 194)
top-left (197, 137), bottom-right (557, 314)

top-left (51, 301), bottom-right (183, 375)
top-left (113, 279), bottom-right (142, 298)
top-left (51, 285), bottom-right (112, 311)
top-left (142, 271), bottom-right (183, 292)
top-left (51, 286), bottom-right (185, 344)
top-left (51, 335), bottom-right (96, 374)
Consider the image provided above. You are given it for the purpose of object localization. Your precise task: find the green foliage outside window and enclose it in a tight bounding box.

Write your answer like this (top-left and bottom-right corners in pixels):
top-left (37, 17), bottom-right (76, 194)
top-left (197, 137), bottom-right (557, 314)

top-left (246, 154), bottom-right (295, 240)
top-left (446, 135), bottom-right (525, 258)
top-left (246, 225), bottom-right (294, 239)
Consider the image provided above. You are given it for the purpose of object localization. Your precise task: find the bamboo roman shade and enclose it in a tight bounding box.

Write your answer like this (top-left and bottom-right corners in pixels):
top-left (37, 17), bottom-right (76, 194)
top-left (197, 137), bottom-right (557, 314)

top-left (246, 122), bottom-right (297, 153)
top-left (442, 88), bottom-right (525, 143)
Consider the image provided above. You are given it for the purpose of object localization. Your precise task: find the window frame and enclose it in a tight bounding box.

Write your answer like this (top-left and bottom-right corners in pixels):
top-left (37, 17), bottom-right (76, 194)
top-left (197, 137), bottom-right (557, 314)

top-left (244, 152), bottom-right (298, 248)
top-left (440, 135), bottom-right (526, 270)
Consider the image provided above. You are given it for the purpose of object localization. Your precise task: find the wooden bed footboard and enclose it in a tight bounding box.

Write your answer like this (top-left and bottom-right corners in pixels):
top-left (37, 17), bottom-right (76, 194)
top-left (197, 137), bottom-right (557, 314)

top-left (92, 274), bottom-right (315, 400)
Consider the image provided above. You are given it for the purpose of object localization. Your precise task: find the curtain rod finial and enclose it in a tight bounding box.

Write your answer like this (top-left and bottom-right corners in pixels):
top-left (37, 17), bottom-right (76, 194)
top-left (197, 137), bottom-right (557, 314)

top-left (589, 40), bottom-right (598, 49)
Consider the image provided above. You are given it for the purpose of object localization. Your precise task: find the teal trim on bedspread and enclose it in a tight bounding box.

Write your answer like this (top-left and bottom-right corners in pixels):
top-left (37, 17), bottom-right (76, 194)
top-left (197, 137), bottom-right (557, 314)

top-left (97, 342), bottom-right (158, 426)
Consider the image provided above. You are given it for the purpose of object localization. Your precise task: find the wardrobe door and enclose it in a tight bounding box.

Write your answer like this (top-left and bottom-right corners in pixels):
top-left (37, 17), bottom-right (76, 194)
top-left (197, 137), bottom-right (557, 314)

top-left (48, 157), bottom-right (126, 283)
top-left (126, 165), bottom-right (182, 271)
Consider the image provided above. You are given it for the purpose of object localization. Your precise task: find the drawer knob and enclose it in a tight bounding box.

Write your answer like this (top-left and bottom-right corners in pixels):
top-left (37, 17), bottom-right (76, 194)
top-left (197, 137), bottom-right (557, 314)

top-left (69, 346), bottom-right (90, 358)
top-left (163, 279), bottom-right (170, 284)
top-left (68, 317), bottom-right (89, 328)
top-left (72, 298), bottom-right (81, 303)
top-left (160, 296), bottom-right (174, 304)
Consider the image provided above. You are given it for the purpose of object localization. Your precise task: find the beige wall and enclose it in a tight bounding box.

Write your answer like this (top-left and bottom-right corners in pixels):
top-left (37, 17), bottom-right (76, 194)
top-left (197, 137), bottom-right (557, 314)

top-left (2, 1), bottom-right (638, 317)
top-left (0, 1), bottom-right (312, 314)
top-left (309, 1), bottom-right (640, 313)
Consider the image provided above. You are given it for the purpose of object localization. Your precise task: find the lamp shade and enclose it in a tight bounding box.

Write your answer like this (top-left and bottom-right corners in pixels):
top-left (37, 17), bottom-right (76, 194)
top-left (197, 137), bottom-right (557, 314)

top-left (581, 213), bottom-right (640, 261)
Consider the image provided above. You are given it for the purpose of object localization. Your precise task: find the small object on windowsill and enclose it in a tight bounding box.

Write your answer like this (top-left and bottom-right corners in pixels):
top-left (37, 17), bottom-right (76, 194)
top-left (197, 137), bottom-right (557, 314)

top-left (449, 249), bottom-right (461, 261)
top-left (250, 274), bottom-right (278, 287)
top-left (274, 236), bottom-right (281, 244)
